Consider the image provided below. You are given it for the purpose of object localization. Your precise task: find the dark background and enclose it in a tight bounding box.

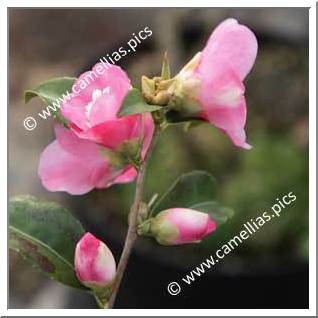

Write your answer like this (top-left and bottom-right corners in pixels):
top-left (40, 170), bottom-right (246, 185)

top-left (9, 8), bottom-right (309, 308)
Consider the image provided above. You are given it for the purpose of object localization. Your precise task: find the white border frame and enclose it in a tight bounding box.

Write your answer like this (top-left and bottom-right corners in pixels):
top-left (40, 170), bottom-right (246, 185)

top-left (2, 0), bottom-right (316, 316)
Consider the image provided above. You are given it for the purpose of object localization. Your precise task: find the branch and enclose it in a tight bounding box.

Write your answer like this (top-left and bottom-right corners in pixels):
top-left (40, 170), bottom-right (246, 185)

top-left (107, 125), bottom-right (160, 308)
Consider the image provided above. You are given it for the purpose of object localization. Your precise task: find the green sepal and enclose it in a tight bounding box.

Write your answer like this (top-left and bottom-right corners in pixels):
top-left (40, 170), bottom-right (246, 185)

top-left (118, 88), bottom-right (162, 117)
top-left (161, 51), bottom-right (171, 80)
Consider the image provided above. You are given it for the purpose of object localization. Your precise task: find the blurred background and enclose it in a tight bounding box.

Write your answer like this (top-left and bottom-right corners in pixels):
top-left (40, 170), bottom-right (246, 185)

top-left (9, 8), bottom-right (309, 309)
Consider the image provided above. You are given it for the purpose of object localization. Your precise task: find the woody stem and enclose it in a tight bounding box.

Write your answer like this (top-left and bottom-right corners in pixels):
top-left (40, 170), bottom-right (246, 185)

top-left (107, 125), bottom-right (160, 308)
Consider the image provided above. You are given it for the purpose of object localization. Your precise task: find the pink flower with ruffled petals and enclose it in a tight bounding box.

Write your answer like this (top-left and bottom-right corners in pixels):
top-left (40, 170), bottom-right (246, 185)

top-left (38, 124), bottom-right (138, 195)
top-left (61, 63), bottom-right (154, 152)
top-left (39, 63), bottom-right (155, 195)
top-left (147, 208), bottom-right (217, 246)
top-left (74, 233), bottom-right (116, 289)
top-left (173, 19), bottom-right (257, 149)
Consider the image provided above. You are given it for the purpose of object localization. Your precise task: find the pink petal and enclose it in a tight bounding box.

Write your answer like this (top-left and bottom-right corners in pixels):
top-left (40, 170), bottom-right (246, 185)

top-left (205, 218), bottom-right (217, 235)
top-left (92, 63), bottom-right (131, 100)
top-left (88, 66), bottom-right (132, 125)
top-left (61, 95), bottom-right (89, 130)
top-left (198, 67), bottom-right (250, 149)
top-left (198, 18), bottom-right (258, 81)
top-left (166, 208), bottom-right (216, 244)
top-left (141, 113), bottom-right (155, 159)
top-left (54, 124), bottom-right (101, 159)
top-left (74, 233), bottom-right (116, 286)
top-left (75, 233), bottom-right (101, 282)
top-left (113, 167), bottom-right (137, 184)
top-left (38, 125), bottom-right (118, 195)
top-left (61, 63), bottom-right (131, 130)
top-left (71, 115), bottom-right (142, 150)
top-left (72, 70), bottom-right (104, 103)
top-left (88, 92), bottom-right (120, 126)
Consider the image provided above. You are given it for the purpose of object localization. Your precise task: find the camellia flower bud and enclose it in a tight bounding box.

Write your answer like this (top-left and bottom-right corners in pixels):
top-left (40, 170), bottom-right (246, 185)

top-left (139, 208), bottom-right (217, 246)
top-left (74, 233), bottom-right (116, 289)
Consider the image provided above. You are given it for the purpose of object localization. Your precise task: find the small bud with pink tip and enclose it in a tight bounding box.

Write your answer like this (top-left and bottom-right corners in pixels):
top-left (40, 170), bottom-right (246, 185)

top-left (138, 208), bottom-right (217, 246)
top-left (74, 233), bottom-right (116, 289)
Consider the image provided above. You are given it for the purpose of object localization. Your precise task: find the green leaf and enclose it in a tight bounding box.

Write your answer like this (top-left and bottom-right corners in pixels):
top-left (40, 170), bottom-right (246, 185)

top-left (24, 77), bottom-right (76, 104)
top-left (151, 170), bottom-right (218, 214)
top-left (190, 201), bottom-right (234, 226)
top-left (9, 195), bottom-right (87, 290)
top-left (24, 77), bottom-right (76, 126)
top-left (118, 88), bottom-right (162, 117)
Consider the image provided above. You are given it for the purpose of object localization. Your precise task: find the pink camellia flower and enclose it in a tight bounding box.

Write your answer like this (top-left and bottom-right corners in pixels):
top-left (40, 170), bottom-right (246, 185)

top-left (74, 232), bottom-right (116, 289)
top-left (61, 63), bottom-right (154, 154)
top-left (38, 124), bottom-right (141, 195)
top-left (144, 208), bottom-right (217, 246)
top-left (171, 19), bottom-right (258, 149)
top-left (39, 63), bottom-right (154, 195)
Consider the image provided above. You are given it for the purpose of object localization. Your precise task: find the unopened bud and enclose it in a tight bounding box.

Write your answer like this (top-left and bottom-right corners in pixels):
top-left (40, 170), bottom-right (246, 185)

top-left (74, 233), bottom-right (116, 289)
top-left (140, 208), bottom-right (217, 246)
